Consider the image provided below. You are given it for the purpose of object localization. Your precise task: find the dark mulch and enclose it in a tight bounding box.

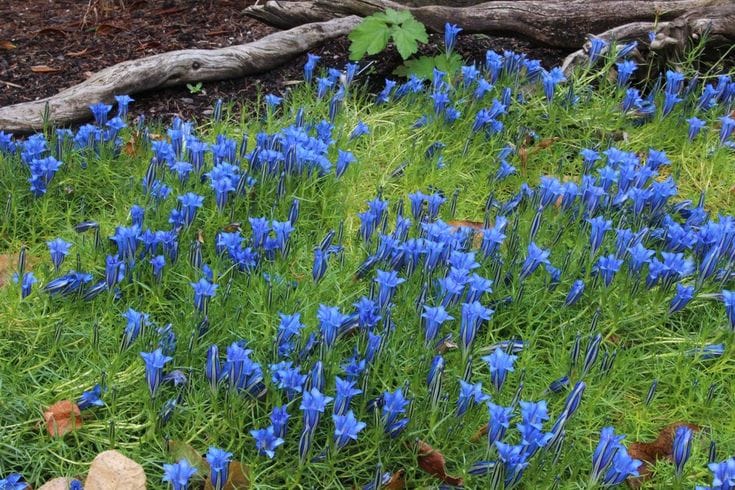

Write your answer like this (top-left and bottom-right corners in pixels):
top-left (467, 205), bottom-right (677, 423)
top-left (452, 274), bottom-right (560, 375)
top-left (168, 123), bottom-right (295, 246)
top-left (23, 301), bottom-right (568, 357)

top-left (0, 0), bottom-right (571, 126)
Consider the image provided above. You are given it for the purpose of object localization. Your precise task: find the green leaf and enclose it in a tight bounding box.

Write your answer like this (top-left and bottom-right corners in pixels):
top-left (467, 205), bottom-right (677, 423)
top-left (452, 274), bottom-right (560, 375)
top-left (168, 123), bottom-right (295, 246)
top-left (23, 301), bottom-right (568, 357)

top-left (394, 55), bottom-right (437, 79)
top-left (434, 52), bottom-right (464, 74)
top-left (389, 17), bottom-right (427, 60)
top-left (348, 16), bottom-right (390, 60)
top-left (391, 26), bottom-right (420, 60)
top-left (400, 17), bottom-right (428, 44)
top-left (383, 8), bottom-right (413, 25)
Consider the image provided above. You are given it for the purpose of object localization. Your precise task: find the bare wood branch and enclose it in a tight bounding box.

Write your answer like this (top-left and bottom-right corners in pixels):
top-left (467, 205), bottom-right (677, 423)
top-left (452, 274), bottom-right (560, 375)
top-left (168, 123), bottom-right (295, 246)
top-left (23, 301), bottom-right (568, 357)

top-left (0, 16), bottom-right (361, 133)
top-left (561, 4), bottom-right (735, 73)
top-left (246, 0), bottom-right (730, 48)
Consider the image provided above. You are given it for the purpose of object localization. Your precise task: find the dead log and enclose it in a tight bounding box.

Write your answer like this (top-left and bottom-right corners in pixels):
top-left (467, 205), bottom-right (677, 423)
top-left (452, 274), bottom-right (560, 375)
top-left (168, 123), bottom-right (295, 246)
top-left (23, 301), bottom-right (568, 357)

top-left (561, 4), bottom-right (735, 73)
top-left (0, 16), bottom-right (361, 134)
top-left (245, 0), bottom-right (731, 48)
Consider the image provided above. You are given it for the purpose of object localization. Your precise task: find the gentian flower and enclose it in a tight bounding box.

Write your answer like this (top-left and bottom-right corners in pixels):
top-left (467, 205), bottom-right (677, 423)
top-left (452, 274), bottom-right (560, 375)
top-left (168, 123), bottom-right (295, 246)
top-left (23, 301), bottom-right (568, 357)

top-left (317, 304), bottom-right (348, 349)
top-left (602, 445), bottom-right (641, 485)
top-left (672, 426), bottom-right (693, 476)
top-left (105, 254), bottom-right (125, 288)
top-left (719, 115), bottom-right (735, 144)
top-left (616, 60), bottom-right (637, 87)
top-left (251, 426), bottom-right (284, 459)
top-left (300, 387), bottom-right (333, 430)
top-left (270, 405), bottom-right (290, 439)
top-left (722, 290), bottom-right (735, 331)
top-left (150, 255), bottom-right (165, 282)
top-left (89, 102), bottom-right (112, 125)
top-left (0, 474), bottom-right (27, 490)
top-left (205, 447), bottom-right (232, 490)
top-left (669, 283), bottom-right (695, 314)
top-left (565, 279), bottom-right (586, 306)
top-left (140, 348), bottom-right (173, 397)
top-left (456, 380), bottom-right (489, 416)
top-left (265, 94), bottom-right (282, 110)
top-left (542, 67), bottom-right (566, 102)
top-left (122, 308), bottom-right (151, 350)
top-left (47, 238), bottom-right (71, 271)
top-left (482, 348), bottom-right (517, 392)
top-left (382, 388), bottom-right (409, 430)
top-left (334, 376), bottom-right (362, 416)
top-left (374, 269), bottom-right (405, 309)
top-left (421, 305), bottom-right (453, 345)
top-left (496, 441), bottom-right (530, 487)
top-left (519, 242), bottom-right (551, 281)
top-left (587, 216), bottom-right (612, 254)
top-left (562, 381), bottom-right (586, 417)
top-left (178, 193), bottom-right (204, 226)
top-left (588, 37), bottom-right (608, 64)
top-left (444, 23), bottom-right (462, 54)
top-left (205, 344), bottom-right (221, 392)
top-left (594, 255), bottom-right (623, 287)
top-left (590, 427), bottom-right (626, 483)
top-left (114, 94), bottom-right (134, 118)
top-left (304, 53), bottom-right (320, 83)
top-left (459, 301), bottom-right (494, 353)
top-left (162, 459), bottom-right (197, 490)
top-left (77, 384), bottom-right (104, 410)
top-left (333, 410), bottom-right (367, 449)
top-left (191, 278), bottom-right (217, 313)
top-left (16, 271), bottom-right (37, 299)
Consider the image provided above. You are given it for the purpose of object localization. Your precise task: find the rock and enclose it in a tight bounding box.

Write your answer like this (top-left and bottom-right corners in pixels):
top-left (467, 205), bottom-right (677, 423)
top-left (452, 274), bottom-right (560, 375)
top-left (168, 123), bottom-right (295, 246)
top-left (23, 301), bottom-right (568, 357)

top-left (85, 450), bottom-right (146, 490)
top-left (38, 478), bottom-right (74, 490)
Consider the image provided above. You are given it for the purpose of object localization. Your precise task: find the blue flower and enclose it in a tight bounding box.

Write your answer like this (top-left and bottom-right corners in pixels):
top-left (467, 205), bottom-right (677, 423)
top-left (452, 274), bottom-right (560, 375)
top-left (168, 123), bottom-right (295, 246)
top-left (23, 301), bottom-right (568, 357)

top-left (587, 216), bottom-right (612, 254)
top-left (334, 376), bottom-right (362, 416)
top-left (591, 426), bottom-right (626, 483)
top-left (602, 446), bottom-right (642, 486)
top-left (140, 348), bottom-right (173, 397)
top-left (542, 67), bottom-right (566, 102)
top-left (15, 271), bottom-right (37, 299)
top-left (519, 242), bottom-right (551, 281)
top-left (304, 53), bottom-right (320, 83)
top-left (177, 193), bottom-right (204, 226)
top-left (114, 94), bottom-right (134, 119)
top-left (333, 410), bottom-right (367, 449)
top-left (162, 459), bottom-right (197, 490)
top-left (251, 425), bottom-right (284, 459)
top-left (588, 37), bottom-right (608, 65)
top-left (122, 308), bottom-right (151, 350)
top-left (616, 60), bottom-right (637, 87)
top-left (456, 380), bottom-right (489, 416)
top-left (562, 381), bottom-right (586, 417)
top-left (77, 384), bottom-right (104, 410)
top-left (317, 304), bottom-right (348, 349)
top-left (444, 23), bottom-right (462, 54)
top-left (565, 279), bottom-right (585, 306)
top-left (720, 115), bottom-right (735, 144)
top-left (270, 405), bottom-right (290, 439)
top-left (594, 255), bottom-right (623, 287)
top-left (421, 305), bottom-right (453, 345)
top-left (482, 348), bottom-right (517, 392)
top-left (89, 102), bottom-right (112, 125)
top-left (0, 473), bottom-right (27, 490)
top-left (300, 387), bottom-right (333, 430)
top-left (669, 283), bottom-right (695, 314)
top-left (459, 301), bottom-right (494, 353)
top-left (382, 387), bottom-right (409, 429)
top-left (722, 290), bottom-right (735, 331)
top-left (47, 238), bottom-right (71, 271)
top-left (265, 94), bottom-right (283, 110)
top-left (375, 269), bottom-right (405, 309)
top-left (205, 447), bottom-right (232, 490)
top-left (191, 278), bottom-right (217, 313)
top-left (672, 426), bottom-right (693, 476)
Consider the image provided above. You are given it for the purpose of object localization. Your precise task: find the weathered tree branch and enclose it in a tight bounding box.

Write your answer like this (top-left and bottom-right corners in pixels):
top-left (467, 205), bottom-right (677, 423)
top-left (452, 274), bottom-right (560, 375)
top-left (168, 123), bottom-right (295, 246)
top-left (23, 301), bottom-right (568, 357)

top-left (561, 4), bottom-right (735, 73)
top-left (246, 0), bottom-right (731, 48)
top-left (0, 16), bottom-right (361, 133)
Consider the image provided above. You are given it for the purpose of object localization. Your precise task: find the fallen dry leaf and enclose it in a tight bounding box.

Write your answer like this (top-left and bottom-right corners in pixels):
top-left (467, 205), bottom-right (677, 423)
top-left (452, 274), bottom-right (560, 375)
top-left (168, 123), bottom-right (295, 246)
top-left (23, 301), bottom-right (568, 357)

top-left (0, 40), bottom-right (16, 50)
top-left (66, 48), bottom-right (89, 57)
top-left (95, 23), bottom-right (126, 36)
top-left (44, 400), bottom-right (83, 437)
top-left (415, 440), bottom-right (464, 487)
top-left (85, 450), bottom-right (146, 490)
top-left (31, 65), bottom-right (61, 74)
top-left (470, 423), bottom-right (488, 443)
top-left (0, 252), bottom-right (39, 288)
top-left (384, 469), bottom-right (406, 489)
top-left (626, 422), bottom-right (700, 488)
top-left (167, 439), bottom-right (207, 474)
top-left (204, 460), bottom-right (250, 489)
top-left (35, 27), bottom-right (68, 37)
top-left (448, 220), bottom-right (484, 249)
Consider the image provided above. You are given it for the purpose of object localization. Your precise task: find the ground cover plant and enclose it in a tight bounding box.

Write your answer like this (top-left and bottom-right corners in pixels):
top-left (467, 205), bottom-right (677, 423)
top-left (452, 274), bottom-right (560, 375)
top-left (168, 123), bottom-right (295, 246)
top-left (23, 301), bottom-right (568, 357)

top-left (1, 23), bottom-right (735, 489)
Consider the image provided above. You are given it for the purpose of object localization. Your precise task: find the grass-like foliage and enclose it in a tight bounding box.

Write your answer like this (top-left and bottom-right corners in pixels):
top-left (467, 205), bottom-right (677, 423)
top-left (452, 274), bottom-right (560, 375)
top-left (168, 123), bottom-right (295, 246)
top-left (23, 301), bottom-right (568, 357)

top-left (1, 26), bottom-right (735, 490)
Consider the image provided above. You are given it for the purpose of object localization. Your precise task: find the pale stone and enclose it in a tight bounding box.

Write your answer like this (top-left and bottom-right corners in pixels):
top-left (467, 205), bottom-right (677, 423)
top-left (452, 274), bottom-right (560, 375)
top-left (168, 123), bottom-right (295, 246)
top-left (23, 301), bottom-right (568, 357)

top-left (38, 478), bottom-right (74, 490)
top-left (85, 450), bottom-right (146, 490)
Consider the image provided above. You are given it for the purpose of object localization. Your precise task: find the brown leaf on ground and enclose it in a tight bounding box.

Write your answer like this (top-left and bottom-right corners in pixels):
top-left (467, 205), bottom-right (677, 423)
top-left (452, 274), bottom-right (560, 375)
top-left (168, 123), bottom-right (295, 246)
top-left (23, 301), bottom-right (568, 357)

top-left (66, 48), bottom-right (89, 57)
top-left (44, 400), bottom-right (83, 437)
top-left (31, 65), bottom-right (61, 74)
top-left (0, 40), bottom-right (16, 50)
top-left (0, 252), bottom-right (39, 288)
top-left (166, 439), bottom-right (207, 473)
top-left (416, 440), bottom-right (464, 487)
top-left (626, 422), bottom-right (700, 488)
top-left (384, 469), bottom-right (406, 489)
top-left (85, 450), bottom-right (146, 490)
top-left (204, 461), bottom-right (250, 489)
top-left (470, 423), bottom-right (488, 442)
top-left (447, 220), bottom-right (484, 249)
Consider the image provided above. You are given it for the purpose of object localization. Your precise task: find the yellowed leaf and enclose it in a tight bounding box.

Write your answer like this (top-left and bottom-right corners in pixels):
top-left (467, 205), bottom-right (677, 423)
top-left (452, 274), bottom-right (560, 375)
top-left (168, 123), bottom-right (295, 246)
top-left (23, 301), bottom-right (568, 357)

top-left (31, 65), bottom-right (61, 74)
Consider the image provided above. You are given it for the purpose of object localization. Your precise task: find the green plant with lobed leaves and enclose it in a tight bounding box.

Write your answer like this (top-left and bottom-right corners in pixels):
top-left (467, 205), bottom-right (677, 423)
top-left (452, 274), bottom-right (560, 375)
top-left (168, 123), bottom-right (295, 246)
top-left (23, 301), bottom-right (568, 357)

top-left (0, 27), bottom-right (735, 490)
